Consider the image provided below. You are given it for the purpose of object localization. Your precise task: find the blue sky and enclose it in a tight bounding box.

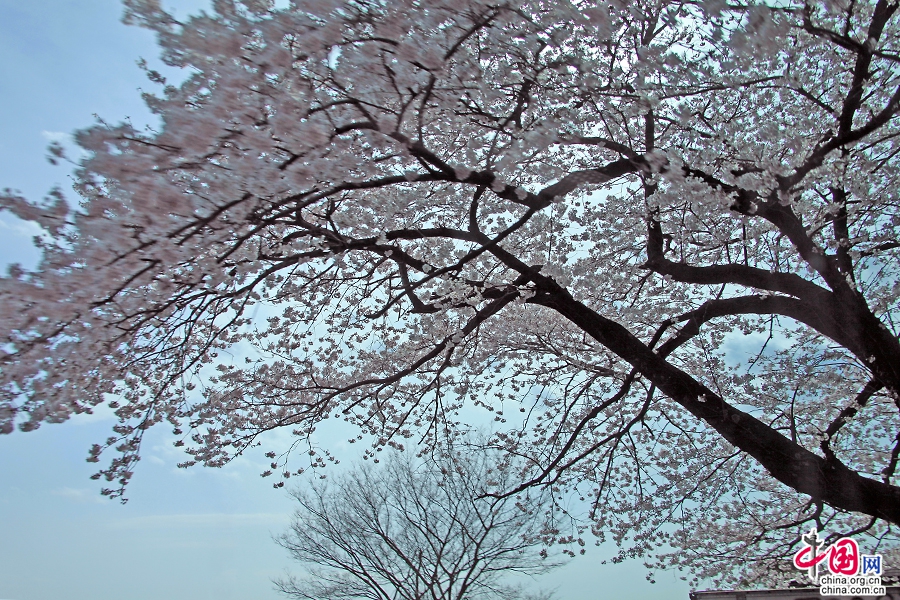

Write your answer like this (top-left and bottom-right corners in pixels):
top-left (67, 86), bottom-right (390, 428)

top-left (0, 2), bottom-right (692, 599)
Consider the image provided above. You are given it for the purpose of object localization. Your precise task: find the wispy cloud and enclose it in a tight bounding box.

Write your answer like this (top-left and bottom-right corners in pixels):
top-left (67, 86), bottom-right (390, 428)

top-left (40, 130), bottom-right (71, 144)
top-left (110, 512), bottom-right (290, 530)
top-left (51, 487), bottom-right (105, 504)
top-left (40, 130), bottom-right (89, 159)
top-left (66, 403), bottom-right (118, 426)
top-left (0, 215), bottom-right (42, 237)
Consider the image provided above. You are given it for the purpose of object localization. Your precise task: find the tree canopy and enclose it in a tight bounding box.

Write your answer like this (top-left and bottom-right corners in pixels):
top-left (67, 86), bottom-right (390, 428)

top-left (2, 0), bottom-right (900, 586)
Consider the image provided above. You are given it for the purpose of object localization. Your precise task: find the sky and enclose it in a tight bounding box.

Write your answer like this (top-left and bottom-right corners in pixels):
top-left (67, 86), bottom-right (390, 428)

top-left (0, 2), bottom-right (693, 599)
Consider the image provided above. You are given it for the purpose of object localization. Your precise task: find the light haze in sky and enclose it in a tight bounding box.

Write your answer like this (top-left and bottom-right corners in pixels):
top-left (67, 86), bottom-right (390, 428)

top-left (0, 2), bottom-right (693, 599)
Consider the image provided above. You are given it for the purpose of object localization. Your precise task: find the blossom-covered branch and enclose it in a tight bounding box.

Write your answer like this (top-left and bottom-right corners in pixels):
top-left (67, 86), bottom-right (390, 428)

top-left (2, 0), bottom-right (900, 586)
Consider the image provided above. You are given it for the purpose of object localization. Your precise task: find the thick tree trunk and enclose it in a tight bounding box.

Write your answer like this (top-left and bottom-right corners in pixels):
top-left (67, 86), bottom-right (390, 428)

top-left (538, 286), bottom-right (900, 525)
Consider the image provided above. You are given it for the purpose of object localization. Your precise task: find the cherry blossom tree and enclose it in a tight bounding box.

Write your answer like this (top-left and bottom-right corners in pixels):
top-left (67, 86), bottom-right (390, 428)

top-left (2, 0), bottom-right (900, 586)
top-left (275, 447), bottom-right (558, 600)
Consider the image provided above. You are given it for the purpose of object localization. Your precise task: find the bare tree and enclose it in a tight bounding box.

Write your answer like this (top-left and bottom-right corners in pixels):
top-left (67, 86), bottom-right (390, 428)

top-left (274, 448), bottom-right (559, 600)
